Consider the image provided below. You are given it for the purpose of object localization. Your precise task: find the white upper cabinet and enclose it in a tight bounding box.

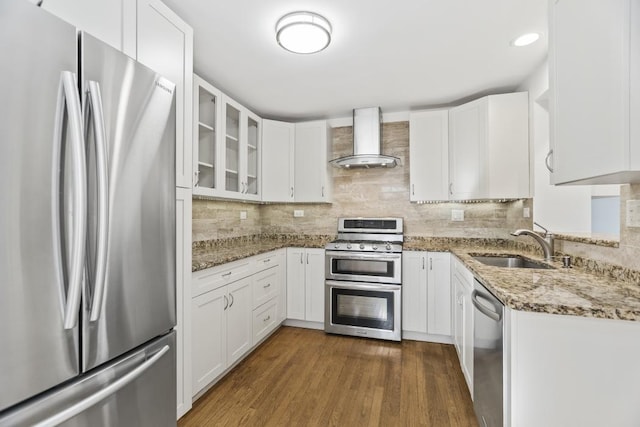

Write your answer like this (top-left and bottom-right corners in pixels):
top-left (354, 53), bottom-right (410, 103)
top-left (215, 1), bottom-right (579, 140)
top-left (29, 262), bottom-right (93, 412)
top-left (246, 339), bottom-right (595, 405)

top-left (192, 75), bottom-right (222, 194)
top-left (261, 120), bottom-right (295, 202)
top-left (137, 0), bottom-right (193, 189)
top-left (448, 92), bottom-right (530, 200)
top-left (294, 121), bottom-right (332, 203)
top-left (192, 76), bottom-right (261, 201)
top-left (409, 110), bottom-right (449, 201)
top-left (549, 0), bottom-right (640, 185)
top-left (262, 119), bottom-right (332, 203)
top-left (42, 0), bottom-right (136, 57)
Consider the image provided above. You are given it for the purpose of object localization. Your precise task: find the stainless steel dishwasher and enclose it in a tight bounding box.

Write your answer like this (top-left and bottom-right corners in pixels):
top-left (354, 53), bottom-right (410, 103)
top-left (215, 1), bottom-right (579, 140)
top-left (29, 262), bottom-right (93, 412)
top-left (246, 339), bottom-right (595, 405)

top-left (472, 279), bottom-right (504, 427)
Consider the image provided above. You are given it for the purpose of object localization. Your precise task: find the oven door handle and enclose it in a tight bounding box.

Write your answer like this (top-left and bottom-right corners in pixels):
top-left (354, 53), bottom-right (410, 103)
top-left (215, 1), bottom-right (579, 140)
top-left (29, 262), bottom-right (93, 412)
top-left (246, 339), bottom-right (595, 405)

top-left (324, 251), bottom-right (402, 261)
top-left (325, 280), bottom-right (401, 292)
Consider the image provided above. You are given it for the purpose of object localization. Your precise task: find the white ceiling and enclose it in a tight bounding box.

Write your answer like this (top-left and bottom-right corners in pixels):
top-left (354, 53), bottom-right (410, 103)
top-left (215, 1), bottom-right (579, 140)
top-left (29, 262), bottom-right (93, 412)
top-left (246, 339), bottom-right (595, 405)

top-left (162, 0), bottom-right (548, 121)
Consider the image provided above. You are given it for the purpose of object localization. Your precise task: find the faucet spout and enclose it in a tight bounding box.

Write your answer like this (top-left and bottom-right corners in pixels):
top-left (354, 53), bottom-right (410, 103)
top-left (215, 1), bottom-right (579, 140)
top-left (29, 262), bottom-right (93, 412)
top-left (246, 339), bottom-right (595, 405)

top-left (511, 229), bottom-right (554, 261)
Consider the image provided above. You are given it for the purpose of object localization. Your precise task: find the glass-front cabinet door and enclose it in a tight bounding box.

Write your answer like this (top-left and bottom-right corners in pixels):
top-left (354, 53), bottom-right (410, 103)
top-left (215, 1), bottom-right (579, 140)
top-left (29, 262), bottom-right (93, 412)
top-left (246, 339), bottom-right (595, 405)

top-left (193, 74), bottom-right (261, 201)
top-left (193, 75), bottom-right (221, 196)
top-left (244, 112), bottom-right (260, 200)
top-left (224, 98), bottom-right (241, 194)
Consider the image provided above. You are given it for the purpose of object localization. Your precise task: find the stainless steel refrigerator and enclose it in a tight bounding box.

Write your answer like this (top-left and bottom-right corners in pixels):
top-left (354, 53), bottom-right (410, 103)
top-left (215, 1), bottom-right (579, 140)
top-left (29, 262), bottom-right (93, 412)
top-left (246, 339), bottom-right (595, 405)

top-left (0, 1), bottom-right (177, 425)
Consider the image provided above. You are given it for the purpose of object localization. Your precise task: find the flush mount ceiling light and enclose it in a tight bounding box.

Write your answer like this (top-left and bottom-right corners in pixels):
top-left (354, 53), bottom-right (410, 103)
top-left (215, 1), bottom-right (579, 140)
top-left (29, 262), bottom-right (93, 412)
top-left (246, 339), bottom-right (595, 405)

top-left (511, 32), bottom-right (540, 47)
top-left (276, 11), bottom-right (332, 54)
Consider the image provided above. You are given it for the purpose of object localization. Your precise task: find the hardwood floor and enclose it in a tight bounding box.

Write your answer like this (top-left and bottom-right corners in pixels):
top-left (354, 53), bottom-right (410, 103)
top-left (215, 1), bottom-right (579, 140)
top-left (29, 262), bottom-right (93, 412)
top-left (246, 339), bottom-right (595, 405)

top-left (179, 327), bottom-right (477, 426)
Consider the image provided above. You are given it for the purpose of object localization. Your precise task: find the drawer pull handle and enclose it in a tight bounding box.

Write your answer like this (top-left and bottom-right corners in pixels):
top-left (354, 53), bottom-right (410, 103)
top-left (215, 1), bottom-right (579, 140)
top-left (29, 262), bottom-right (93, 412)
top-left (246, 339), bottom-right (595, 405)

top-left (222, 272), bottom-right (232, 278)
top-left (263, 315), bottom-right (271, 322)
top-left (263, 259), bottom-right (271, 263)
top-left (263, 283), bottom-right (271, 288)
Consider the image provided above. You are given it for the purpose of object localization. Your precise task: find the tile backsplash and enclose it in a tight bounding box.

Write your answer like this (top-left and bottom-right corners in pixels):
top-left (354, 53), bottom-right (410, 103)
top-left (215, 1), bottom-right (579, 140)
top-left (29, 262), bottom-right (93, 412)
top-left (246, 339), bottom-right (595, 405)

top-left (193, 121), bottom-right (533, 242)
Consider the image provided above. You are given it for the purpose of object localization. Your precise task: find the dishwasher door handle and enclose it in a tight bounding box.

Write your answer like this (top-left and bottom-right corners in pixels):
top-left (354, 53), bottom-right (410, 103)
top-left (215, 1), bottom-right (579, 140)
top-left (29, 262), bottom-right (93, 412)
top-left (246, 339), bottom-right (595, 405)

top-left (471, 290), bottom-right (502, 322)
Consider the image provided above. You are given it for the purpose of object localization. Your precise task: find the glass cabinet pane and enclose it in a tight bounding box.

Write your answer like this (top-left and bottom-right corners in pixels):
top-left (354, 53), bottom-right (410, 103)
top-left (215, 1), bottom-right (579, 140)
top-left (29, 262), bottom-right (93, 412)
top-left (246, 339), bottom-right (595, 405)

top-left (246, 116), bottom-right (259, 196)
top-left (197, 87), bottom-right (217, 189)
top-left (225, 103), bottom-right (240, 192)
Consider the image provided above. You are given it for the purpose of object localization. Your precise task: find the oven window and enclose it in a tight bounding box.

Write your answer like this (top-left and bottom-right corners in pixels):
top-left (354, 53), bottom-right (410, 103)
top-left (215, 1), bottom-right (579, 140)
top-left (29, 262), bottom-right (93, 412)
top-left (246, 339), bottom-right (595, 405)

top-left (332, 258), bottom-right (394, 278)
top-left (331, 288), bottom-right (394, 330)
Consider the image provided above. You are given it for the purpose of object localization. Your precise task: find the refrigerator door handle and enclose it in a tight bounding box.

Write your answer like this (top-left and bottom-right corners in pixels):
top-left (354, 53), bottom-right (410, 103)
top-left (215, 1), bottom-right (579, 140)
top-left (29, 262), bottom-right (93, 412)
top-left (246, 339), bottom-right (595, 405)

top-left (55, 71), bottom-right (87, 330)
top-left (86, 80), bottom-right (109, 322)
top-left (33, 345), bottom-right (170, 427)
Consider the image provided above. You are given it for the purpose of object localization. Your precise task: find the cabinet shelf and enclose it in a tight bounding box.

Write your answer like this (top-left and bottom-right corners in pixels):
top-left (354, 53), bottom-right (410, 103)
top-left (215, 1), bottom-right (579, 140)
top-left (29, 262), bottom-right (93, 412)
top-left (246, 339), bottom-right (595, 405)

top-left (199, 122), bottom-right (214, 132)
top-left (198, 161), bottom-right (214, 169)
top-left (247, 143), bottom-right (257, 150)
top-left (225, 169), bottom-right (238, 175)
top-left (226, 134), bottom-right (238, 142)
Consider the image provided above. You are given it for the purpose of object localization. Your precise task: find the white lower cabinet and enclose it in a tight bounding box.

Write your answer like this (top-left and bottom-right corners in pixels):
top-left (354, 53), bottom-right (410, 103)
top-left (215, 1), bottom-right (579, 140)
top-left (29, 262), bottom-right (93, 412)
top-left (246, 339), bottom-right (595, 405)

top-left (286, 248), bottom-right (325, 323)
top-left (402, 252), bottom-right (451, 338)
top-left (451, 255), bottom-right (474, 396)
top-left (191, 286), bottom-right (226, 395)
top-left (191, 276), bottom-right (251, 397)
top-left (191, 249), bottom-right (285, 397)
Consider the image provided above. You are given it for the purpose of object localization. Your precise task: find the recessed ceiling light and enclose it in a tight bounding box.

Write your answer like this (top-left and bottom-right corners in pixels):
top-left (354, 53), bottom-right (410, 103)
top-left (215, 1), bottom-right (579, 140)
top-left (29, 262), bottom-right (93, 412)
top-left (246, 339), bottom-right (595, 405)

top-left (276, 11), bottom-right (332, 54)
top-left (511, 32), bottom-right (540, 47)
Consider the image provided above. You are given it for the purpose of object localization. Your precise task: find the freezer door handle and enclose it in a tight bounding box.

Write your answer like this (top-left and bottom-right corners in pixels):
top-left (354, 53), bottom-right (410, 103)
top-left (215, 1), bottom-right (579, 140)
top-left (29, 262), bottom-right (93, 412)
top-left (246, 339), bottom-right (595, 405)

top-left (55, 71), bottom-right (87, 330)
top-left (85, 80), bottom-right (109, 322)
top-left (33, 345), bottom-right (170, 427)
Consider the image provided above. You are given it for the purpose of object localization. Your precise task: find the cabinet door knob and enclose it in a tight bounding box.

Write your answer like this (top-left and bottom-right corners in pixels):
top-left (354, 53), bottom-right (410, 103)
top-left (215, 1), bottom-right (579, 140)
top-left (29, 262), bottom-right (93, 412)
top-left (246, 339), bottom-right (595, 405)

top-left (412, 184), bottom-right (415, 196)
top-left (449, 182), bottom-right (453, 195)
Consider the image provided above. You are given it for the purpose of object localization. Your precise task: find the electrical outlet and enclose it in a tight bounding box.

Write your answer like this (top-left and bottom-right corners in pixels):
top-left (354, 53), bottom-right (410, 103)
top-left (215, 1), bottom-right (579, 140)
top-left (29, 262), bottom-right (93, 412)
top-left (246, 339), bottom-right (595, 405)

top-left (523, 207), bottom-right (530, 218)
top-left (626, 200), bottom-right (640, 227)
top-left (240, 211), bottom-right (247, 220)
top-left (293, 210), bottom-right (304, 218)
top-left (451, 209), bottom-right (464, 222)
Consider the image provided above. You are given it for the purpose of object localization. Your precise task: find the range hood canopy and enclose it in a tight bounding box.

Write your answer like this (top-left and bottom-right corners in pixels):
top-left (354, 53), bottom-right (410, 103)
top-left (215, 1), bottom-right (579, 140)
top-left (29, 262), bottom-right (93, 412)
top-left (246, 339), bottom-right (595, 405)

top-left (330, 107), bottom-right (400, 168)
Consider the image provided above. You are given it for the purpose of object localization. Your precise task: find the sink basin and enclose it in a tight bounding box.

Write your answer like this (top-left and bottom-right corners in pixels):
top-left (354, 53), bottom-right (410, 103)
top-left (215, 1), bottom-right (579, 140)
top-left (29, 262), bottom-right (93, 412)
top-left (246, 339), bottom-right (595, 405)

top-left (471, 255), bottom-right (554, 269)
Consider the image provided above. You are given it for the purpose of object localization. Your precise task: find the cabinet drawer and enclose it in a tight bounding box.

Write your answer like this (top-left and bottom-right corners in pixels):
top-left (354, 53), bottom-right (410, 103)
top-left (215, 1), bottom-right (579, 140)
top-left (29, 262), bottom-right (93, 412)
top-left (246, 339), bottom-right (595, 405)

top-left (253, 250), bottom-right (283, 273)
top-left (192, 259), bottom-right (252, 297)
top-left (252, 266), bottom-right (281, 309)
top-left (253, 299), bottom-right (278, 345)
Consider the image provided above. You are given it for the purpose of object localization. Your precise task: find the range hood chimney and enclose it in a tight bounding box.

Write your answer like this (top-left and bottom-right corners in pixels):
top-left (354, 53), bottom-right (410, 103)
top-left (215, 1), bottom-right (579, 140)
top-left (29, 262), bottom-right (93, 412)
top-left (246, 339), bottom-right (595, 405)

top-left (329, 107), bottom-right (400, 168)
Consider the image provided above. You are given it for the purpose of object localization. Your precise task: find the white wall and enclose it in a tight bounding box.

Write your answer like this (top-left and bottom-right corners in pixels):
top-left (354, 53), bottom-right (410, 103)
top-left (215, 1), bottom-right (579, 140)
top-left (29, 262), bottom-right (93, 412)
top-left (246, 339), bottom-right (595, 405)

top-left (518, 61), bottom-right (592, 233)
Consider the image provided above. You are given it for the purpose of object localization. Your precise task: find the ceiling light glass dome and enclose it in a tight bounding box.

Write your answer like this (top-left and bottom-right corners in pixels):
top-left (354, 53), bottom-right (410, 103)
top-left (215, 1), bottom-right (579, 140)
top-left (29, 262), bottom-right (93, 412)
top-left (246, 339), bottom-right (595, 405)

top-left (276, 11), bottom-right (332, 54)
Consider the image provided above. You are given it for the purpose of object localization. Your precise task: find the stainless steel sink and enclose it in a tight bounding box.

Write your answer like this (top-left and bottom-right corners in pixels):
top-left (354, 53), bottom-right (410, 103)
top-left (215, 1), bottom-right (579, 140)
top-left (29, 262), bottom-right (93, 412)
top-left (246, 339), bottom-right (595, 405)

top-left (471, 255), bottom-right (554, 269)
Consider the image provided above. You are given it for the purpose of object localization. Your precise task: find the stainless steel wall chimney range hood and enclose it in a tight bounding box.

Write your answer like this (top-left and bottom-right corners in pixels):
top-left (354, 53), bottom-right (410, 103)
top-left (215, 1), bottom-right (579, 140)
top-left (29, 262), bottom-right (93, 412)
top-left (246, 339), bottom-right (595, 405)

top-left (329, 107), bottom-right (400, 168)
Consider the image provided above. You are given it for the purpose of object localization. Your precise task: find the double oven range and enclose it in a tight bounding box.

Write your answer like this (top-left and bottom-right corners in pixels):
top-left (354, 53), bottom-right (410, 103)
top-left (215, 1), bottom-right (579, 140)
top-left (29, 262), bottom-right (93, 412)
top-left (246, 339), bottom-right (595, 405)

top-left (324, 218), bottom-right (403, 341)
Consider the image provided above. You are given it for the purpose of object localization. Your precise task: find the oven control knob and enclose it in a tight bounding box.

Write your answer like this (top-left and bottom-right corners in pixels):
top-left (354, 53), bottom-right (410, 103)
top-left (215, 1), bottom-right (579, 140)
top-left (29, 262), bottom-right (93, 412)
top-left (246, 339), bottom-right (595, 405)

top-left (359, 243), bottom-right (365, 250)
top-left (334, 243), bottom-right (340, 249)
top-left (386, 243), bottom-right (392, 251)
top-left (346, 243), bottom-right (352, 249)
top-left (372, 245), bottom-right (378, 250)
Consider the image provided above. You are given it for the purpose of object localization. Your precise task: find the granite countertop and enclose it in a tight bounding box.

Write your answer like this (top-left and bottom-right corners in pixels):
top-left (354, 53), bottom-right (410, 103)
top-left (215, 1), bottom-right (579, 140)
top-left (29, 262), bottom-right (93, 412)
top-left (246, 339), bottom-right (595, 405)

top-left (192, 235), bottom-right (333, 272)
top-left (193, 235), bottom-right (640, 322)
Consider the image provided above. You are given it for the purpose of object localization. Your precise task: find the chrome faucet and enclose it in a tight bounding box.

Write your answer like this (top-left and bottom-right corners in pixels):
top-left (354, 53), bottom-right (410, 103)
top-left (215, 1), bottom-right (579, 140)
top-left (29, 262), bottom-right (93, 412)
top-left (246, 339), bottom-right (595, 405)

top-left (511, 223), bottom-right (555, 261)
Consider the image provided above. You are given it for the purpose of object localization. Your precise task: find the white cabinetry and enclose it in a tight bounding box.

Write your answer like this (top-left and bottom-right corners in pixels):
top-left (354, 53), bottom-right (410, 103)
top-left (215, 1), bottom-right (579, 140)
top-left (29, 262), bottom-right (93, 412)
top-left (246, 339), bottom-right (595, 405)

top-left (175, 188), bottom-right (192, 418)
top-left (191, 250), bottom-right (285, 398)
top-left (402, 252), bottom-right (451, 339)
top-left (191, 77), bottom-right (261, 201)
top-left (549, 0), bottom-right (640, 185)
top-left (409, 110), bottom-right (449, 201)
top-left (286, 248), bottom-right (325, 323)
top-left (191, 276), bottom-right (251, 397)
top-left (137, 0), bottom-right (193, 189)
top-left (192, 75), bottom-right (222, 194)
top-left (294, 121), bottom-right (332, 203)
top-left (507, 310), bottom-right (640, 427)
top-left (262, 120), bottom-right (332, 203)
top-left (448, 92), bottom-right (529, 200)
top-left (42, 0), bottom-right (136, 57)
top-left (261, 120), bottom-right (294, 202)
top-left (451, 255), bottom-right (474, 396)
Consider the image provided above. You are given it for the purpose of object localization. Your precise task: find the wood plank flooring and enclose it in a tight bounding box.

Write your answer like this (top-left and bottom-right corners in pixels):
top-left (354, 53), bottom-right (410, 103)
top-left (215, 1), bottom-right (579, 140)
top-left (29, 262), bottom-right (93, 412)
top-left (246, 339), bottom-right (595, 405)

top-left (179, 327), bottom-right (477, 426)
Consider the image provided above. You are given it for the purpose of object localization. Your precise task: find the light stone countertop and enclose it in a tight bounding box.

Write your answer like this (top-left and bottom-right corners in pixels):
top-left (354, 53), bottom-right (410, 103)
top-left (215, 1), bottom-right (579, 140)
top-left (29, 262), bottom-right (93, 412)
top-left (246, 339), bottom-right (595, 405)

top-left (450, 249), bottom-right (640, 322)
top-left (192, 235), bottom-right (640, 322)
